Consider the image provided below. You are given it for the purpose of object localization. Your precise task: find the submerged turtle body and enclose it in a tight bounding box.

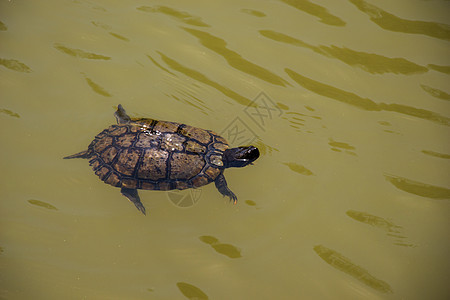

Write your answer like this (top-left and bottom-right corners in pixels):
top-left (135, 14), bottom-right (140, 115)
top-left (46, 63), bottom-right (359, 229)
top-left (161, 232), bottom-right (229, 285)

top-left (65, 105), bottom-right (260, 215)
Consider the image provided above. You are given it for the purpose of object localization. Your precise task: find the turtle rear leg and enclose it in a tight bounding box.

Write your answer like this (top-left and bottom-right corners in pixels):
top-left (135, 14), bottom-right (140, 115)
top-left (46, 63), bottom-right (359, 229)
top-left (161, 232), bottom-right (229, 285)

top-left (63, 150), bottom-right (90, 159)
top-left (121, 187), bottom-right (146, 215)
top-left (214, 173), bottom-right (237, 204)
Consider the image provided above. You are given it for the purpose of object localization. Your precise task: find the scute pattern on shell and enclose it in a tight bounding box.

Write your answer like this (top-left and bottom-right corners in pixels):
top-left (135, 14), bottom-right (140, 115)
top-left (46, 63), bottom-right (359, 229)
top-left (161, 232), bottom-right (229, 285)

top-left (86, 119), bottom-right (228, 191)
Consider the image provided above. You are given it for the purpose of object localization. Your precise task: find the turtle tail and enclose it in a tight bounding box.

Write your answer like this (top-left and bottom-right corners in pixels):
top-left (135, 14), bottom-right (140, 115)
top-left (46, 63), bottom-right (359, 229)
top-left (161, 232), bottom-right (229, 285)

top-left (63, 150), bottom-right (91, 159)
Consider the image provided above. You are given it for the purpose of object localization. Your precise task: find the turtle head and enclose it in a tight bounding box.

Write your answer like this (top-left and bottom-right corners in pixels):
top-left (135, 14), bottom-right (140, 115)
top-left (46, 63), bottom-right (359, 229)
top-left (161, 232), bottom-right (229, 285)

top-left (223, 146), bottom-right (260, 168)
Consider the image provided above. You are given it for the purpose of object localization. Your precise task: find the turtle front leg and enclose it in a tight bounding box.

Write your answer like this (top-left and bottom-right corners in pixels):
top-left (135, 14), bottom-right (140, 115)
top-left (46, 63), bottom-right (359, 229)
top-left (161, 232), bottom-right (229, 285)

top-left (214, 173), bottom-right (237, 204)
top-left (121, 187), bottom-right (146, 215)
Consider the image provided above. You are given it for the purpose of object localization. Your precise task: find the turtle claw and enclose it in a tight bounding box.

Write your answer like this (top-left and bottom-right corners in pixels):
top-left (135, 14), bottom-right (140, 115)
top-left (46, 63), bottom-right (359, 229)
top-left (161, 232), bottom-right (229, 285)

top-left (121, 187), bottom-right (146, 215)
top-left (222, 194), bottom-right (237, 204)
top-left (134, 202), bottom-right (147, 215)
top-left (215, 173), bottom-right (238, 204)
top-left (230, 193), bottom-right (237, 205)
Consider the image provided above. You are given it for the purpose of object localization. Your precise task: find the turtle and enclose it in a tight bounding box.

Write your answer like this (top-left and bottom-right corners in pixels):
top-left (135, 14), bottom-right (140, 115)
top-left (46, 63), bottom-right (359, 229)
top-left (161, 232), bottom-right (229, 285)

top-left (64, 104), bottom-right (260, 215)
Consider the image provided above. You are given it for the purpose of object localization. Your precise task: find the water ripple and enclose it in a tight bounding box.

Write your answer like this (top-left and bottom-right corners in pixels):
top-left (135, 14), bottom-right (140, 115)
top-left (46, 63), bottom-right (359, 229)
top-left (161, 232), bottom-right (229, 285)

top-left (0, 58), bottom-right (32, 73)
top-left (241, 8), bottom-right (266, 18)
top-left (282, 110), bottom-right (322, 133)
top-left (199, 235), bottom-right (242, 258)
top-left (108, 32), bottom-right (130, 42)
top-left (260, 30), bottom-right (427, 75)
top-left (280, 0), bottom-right (346, 26)
top-left (318, 45), bottom-right (427, 75)
top-left (82, 73), bottom-right (112, 97)
top-left (54, 43), bottom-right (111, 60)
top-left (28, 199), bottom-right (58, 210)
top-left (183, 27), bottom-right (290, 86)
top-left (176, 282), bottom-right (208, 299)
top-left (0, 20), bottom-right (7, 31)
top-left (285, 68), bottom-right (450, 126)
top-left (155, 52), bottom-right (255, 107)
top-left (421, 150), bottom-right (450, 159)
top-left (137, 5), bottom-right (210, 27)
top-left (385, 174), bottom-right (450, 199)
top-left (346, 210), bottom-right (415, 247)
top-left (314, 245), bottom-right (393, 293)
top-left (91, 21), bottom-right (111, 30)
top-left (420, 84), bottom-right (450, 101)
top-left (329, 139), bottom-right (357, 156)
top-left (0, 108), bottom-right (20, 118)
top-left (146, 54), bottom-right (178, 77)
top-left (347, 210), bottom-right (401, 232)
top-left (349, 0), bottom-right (450, 41)
top-left (253, 139), bottom-right (280, 156)
top-left (428, 64), bottom-right (450, 75)
top-left (282, 162), bottom-right (314, 176)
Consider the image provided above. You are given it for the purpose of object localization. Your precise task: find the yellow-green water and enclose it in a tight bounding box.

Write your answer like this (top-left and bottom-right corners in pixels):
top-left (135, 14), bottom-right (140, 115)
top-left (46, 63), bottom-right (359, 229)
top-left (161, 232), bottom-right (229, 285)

top-left (1, 0), bottom-right (449, 299)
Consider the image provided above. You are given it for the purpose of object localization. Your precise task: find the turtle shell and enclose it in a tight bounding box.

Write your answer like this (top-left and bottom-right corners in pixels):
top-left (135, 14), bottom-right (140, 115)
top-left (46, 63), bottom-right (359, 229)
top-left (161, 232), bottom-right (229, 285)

top-left (86, 118), bottom-right (229, 191)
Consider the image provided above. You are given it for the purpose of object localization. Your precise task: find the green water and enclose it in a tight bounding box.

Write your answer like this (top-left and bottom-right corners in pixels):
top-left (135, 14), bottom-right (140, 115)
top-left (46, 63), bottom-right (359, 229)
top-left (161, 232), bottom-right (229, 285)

top-left (1, 0), bottom-right (449, 299)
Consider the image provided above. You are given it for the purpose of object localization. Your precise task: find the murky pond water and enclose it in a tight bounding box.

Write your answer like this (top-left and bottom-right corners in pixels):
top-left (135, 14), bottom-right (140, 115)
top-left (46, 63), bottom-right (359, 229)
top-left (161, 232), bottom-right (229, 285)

top-left (1, 0), bottom-right (449, 299)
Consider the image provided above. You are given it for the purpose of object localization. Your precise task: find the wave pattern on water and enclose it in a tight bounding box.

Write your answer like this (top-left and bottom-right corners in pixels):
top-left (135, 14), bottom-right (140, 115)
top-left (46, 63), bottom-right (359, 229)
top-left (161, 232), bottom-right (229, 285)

top-left (53, 43), bottom-right (111, 60)
top-left (0, 58), bottom-right (32, 73)
top-left (428, 64), bottom-right (450, 75)
top-left (349, 0), bottom-right (450, 41)
top-left (420, 85), bottom-right (450, 101)
top-left (421, 150), bottom-right (450, 159)
top-left (1, 1), bottom-right (449, 299)
top-left (253, 139), bottom-right (280, 156)
top-left (108, 32), bottom-right (130, 42)
top-left (82, 74), bottom-right (112, 97)
top-left (329, 139), bottom-right (357, 156)
top-left (199, 235), bottom-right (242, 258)
top-left (240, 8), bottom-right (266, 18)
top-left (385, 174), bottom-right (450, 199)
top-left (314, 245), bottom-right (393, 293)
top-left (285, 68), bottom-right (450, 126)
top-left (167, 93), bottom-right (209, 115)
top-left (282, 162), bottom-right (314, 176)
top-left (0, 108), bottom-right (20, 118)
top-left (347, 210), bottom-right (400, 232)
top-left (282, 110), bottom-right (322, 133)
top-left (91, 21), bottom-right (111, 30)
top-left (378, 121), bottom-right (401, 135)
top-left (0, 20), bottom-right (7, 31)
top-left (155, 52), bottom-right (255, 107)
top-left (137, 5), bottom-right (210, 27)
top-left (27, 199), bottom-right (58, 210)
top-left (183, 28), bottom-right (290, 87)
top-left (346, 210), bottom-right (415, 247)
top-left (260, 30), bottom-right (427, 75)
top-left (280, 0), bottom-right (346, 26)
top-left (176, 282), bottom-right (209, 299)
top-left (146, 54), bottom-right (178, 77)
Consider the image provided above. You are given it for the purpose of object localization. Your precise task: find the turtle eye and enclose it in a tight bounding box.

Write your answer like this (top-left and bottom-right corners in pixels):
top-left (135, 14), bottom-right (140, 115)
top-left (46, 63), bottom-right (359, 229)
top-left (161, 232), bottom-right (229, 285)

top-left (244, 146), bottom-right (259, 161)
top-left (234, 146), bottom-right (259, 162)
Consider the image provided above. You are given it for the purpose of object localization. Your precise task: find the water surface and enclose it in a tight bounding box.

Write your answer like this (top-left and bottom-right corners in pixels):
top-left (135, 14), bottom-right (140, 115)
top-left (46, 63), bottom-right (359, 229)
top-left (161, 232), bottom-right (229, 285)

top-left (1, 0), bottom-right (449, 299)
